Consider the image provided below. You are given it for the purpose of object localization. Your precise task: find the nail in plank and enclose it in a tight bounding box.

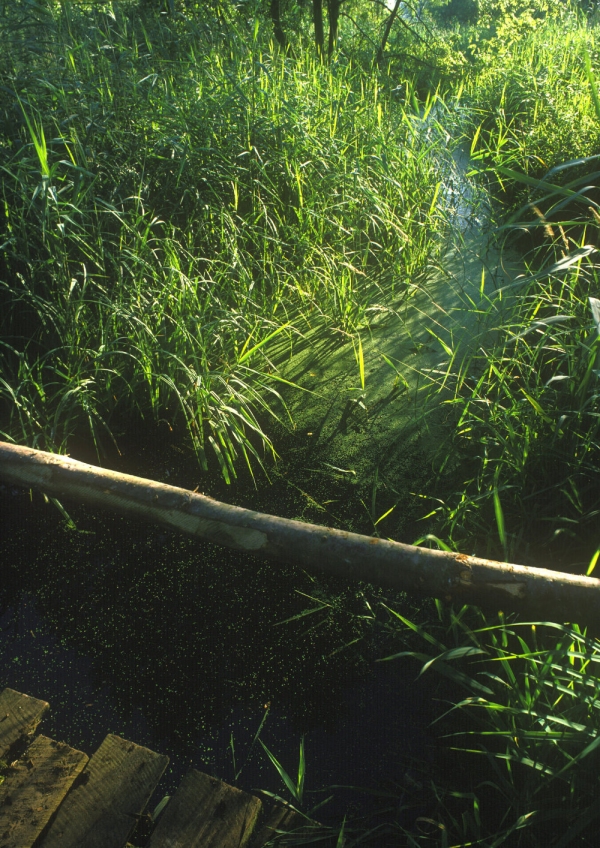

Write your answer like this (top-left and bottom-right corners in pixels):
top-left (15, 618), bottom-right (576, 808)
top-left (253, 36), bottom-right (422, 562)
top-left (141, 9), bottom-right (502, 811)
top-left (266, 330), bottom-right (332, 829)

top-left (146, 769), bottom-right (262, 848)
top-left (38, 733), bottom-right (169, 848)
top-left (0, 734), bottom-right (88, 848)
top-left (0, 688), bottom-right (49, 760)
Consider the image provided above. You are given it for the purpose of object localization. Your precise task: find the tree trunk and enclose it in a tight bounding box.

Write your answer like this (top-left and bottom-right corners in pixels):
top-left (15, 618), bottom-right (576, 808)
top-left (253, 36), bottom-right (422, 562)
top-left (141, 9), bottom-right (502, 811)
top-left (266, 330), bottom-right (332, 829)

top-left (327, 0), bottom-right (341, 58)
top-left (312, 0), bottom-right (324, 59)
top-left (2, 441), bottom-right (600, 626)
top-left (269, 0), bottom-right (287, 51)
top-left (377, 0), bottom-right (402, 65)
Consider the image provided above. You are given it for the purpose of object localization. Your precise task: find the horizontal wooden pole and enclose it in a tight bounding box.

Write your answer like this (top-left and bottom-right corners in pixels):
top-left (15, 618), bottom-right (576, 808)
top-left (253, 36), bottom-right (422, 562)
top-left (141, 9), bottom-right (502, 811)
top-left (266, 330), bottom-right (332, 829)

top-left (1, 441), bottom-right (599, 625)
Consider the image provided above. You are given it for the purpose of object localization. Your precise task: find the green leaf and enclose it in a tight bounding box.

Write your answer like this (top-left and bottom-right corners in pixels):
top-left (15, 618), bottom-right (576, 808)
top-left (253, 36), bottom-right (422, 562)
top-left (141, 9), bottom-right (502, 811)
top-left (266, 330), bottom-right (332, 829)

top-left (587, 546), bottom-right (600, 577)
top-left (375, 503), bottom-right (396, 525)
top-left (377, 650), bottom-right (494, 695)
top-left (379, 606), bottom-right (447, 650)
top-left (495, 165), bottom-right (574, 197)
top-left (493, 478), bottom-right (506, 555)
top-left (297, 736), bottom-right (305, 802)
top-left (470, 122), bottom-right (482, 157)
top-left (520, 389), bottom-right (552, 423)
top-left (552, 731), bottom-right (600, 781)
top-left (259, 738), bottom-right (305, 805)
top-left (420, 646), bottom-right (487, 676)
top-left (336, 815), bottom-right (346, 848)
top-left (412, 534), bottom-right (454, 552)
top-left (494, 247), bottom-right (596, 297)
top-left (584, 48), bottom-right (600, 124)
top-left (237, 322), bottom-right (291, 365)
top-left (274, 605), bottom-right (329, 626)
top-left (259, 740), bottom-right (299, 801)
top-left (152, 795), bottom-right (171, 821)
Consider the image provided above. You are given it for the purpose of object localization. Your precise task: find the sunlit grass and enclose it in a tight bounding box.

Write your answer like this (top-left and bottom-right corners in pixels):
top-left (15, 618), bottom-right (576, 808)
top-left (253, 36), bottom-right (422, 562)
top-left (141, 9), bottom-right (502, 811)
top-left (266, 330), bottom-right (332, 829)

top-left (3, 2), bottom-right (600, 842)
top-left (465, 7), bottom-right (600, 191)
top-left (0, 0), bottom-right (451, 478)
top-left (413, 152), bottom-right (600, 567)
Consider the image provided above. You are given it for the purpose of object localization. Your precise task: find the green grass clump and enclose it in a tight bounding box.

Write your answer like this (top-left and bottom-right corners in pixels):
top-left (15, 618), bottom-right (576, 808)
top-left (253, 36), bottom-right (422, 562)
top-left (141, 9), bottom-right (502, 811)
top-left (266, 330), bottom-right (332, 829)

top-left (0, 0), bottom-right (450, 479)
top-left (422, 231), bottom-right (600, 565)
top-left (4, 2), bottom-right (600, 841)
top-left (466, 5), bottom-right (600, 195)
top-left (394, 3), bottom-right (600, 567)
top-left (378, 602), bottom-right (600, 846)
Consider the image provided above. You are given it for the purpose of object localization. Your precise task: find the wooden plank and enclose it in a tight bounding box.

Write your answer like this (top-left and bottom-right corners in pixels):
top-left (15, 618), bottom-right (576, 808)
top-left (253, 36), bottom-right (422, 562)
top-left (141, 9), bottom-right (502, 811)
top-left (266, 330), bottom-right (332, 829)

top-left (0, 734), bottom-right (88, 848)
top-left (251, 803), bottom-right (313, 847)
top-left (146, 769), bottom-right (262, 848)
top-left (38, 733), bottom-right (169, 848)
top-left (0, 688), bottom-right (49, 760)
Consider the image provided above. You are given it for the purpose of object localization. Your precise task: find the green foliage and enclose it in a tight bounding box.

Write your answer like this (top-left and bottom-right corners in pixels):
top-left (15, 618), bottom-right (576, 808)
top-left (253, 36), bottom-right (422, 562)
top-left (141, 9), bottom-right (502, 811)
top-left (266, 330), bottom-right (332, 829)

top-left (259, 736), bottom-right (306, 805)
top-left (418, 154), bottom-right (600, 565)
top-left (464, 4), bottom-right (600, 181)
top-left (477, 0), bottom-right (565, 31)
top-left (379, 604), bottom-right (600, 845)
top-left (397, 4), bottom-right (600, 566)
top-left (431, 0), bottom-right (479, 27)
top-left (0, 0), bottom-right (448, 477)
top-left (3, 0), bottom-right (600, 841)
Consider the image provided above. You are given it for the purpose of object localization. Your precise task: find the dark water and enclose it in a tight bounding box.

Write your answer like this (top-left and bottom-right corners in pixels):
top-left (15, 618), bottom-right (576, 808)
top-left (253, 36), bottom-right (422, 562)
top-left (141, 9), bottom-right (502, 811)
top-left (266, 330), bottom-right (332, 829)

top-left (0, 440), bottom-right (441, 837)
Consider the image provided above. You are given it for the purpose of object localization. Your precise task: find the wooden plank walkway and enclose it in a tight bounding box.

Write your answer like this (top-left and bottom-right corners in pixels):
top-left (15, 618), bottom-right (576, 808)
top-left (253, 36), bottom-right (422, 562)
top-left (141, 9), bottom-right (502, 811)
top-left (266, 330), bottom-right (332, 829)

top-left (145, 769), bottom-right (261, 847)
top-left (0, 688), bottom-right (313, 848)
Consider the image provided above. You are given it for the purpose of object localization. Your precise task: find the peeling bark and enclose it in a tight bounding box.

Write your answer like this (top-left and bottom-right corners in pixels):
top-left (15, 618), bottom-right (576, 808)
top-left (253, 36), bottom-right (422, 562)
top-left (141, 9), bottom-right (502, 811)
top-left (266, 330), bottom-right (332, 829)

top-left (2, 441), bottom-right (600, 625)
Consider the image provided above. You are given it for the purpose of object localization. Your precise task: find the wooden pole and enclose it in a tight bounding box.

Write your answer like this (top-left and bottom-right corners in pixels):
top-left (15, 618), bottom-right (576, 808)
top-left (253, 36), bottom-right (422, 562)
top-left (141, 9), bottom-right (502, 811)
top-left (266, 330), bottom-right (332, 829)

top-left (1, 441), bottom-right (600, 624)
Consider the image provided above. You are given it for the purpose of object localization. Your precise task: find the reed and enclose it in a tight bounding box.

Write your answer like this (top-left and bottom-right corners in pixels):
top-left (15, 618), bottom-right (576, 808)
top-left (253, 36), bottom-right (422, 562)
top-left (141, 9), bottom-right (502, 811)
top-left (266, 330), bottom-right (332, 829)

top-left (0, 0), bottom-right (450, 480)
top-left (3, 2), bottom-right (600, 845)
top-left (377, 602), bottom-right (600, 846)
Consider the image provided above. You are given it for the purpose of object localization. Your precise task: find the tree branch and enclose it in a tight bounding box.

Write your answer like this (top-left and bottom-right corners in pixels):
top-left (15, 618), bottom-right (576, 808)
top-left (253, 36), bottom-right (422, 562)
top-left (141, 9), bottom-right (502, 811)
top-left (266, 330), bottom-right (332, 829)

top-left (2, 441), bottom-right (600, 626)
top-left (376, 0), bottom-right (402, 64)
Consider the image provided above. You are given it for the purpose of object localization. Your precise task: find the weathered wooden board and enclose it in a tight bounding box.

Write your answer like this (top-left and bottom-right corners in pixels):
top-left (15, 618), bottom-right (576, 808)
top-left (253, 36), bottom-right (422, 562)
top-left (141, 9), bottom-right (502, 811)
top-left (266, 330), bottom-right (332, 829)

top-left (252, 803), bottom-right (313, 847)
top-left (146, 769), bottom-right (262, 848)
top-left (0, 688), bottom-right (49, 760)
top-left (0, 734), bottom-right (88, 848)
top-left (38, 733), bottom-right (169, 848)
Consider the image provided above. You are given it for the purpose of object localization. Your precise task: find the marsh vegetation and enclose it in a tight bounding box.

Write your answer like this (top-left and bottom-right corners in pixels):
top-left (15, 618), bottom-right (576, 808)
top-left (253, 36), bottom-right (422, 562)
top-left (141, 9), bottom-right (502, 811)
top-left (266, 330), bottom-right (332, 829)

top-left (2, 0), bottom-right (600, 844)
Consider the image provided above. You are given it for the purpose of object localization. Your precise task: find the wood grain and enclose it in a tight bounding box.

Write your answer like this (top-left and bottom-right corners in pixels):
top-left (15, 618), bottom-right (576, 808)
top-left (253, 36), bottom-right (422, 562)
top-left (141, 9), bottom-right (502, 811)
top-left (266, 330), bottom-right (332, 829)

top-left (38, 733), bottom-right (168, 848)
top-left (146, 769), bottom-right (262, 848)
top-left (0, 688), bottom-right (49, 760)
top-left (0, 734), bottom-right (88, 848)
